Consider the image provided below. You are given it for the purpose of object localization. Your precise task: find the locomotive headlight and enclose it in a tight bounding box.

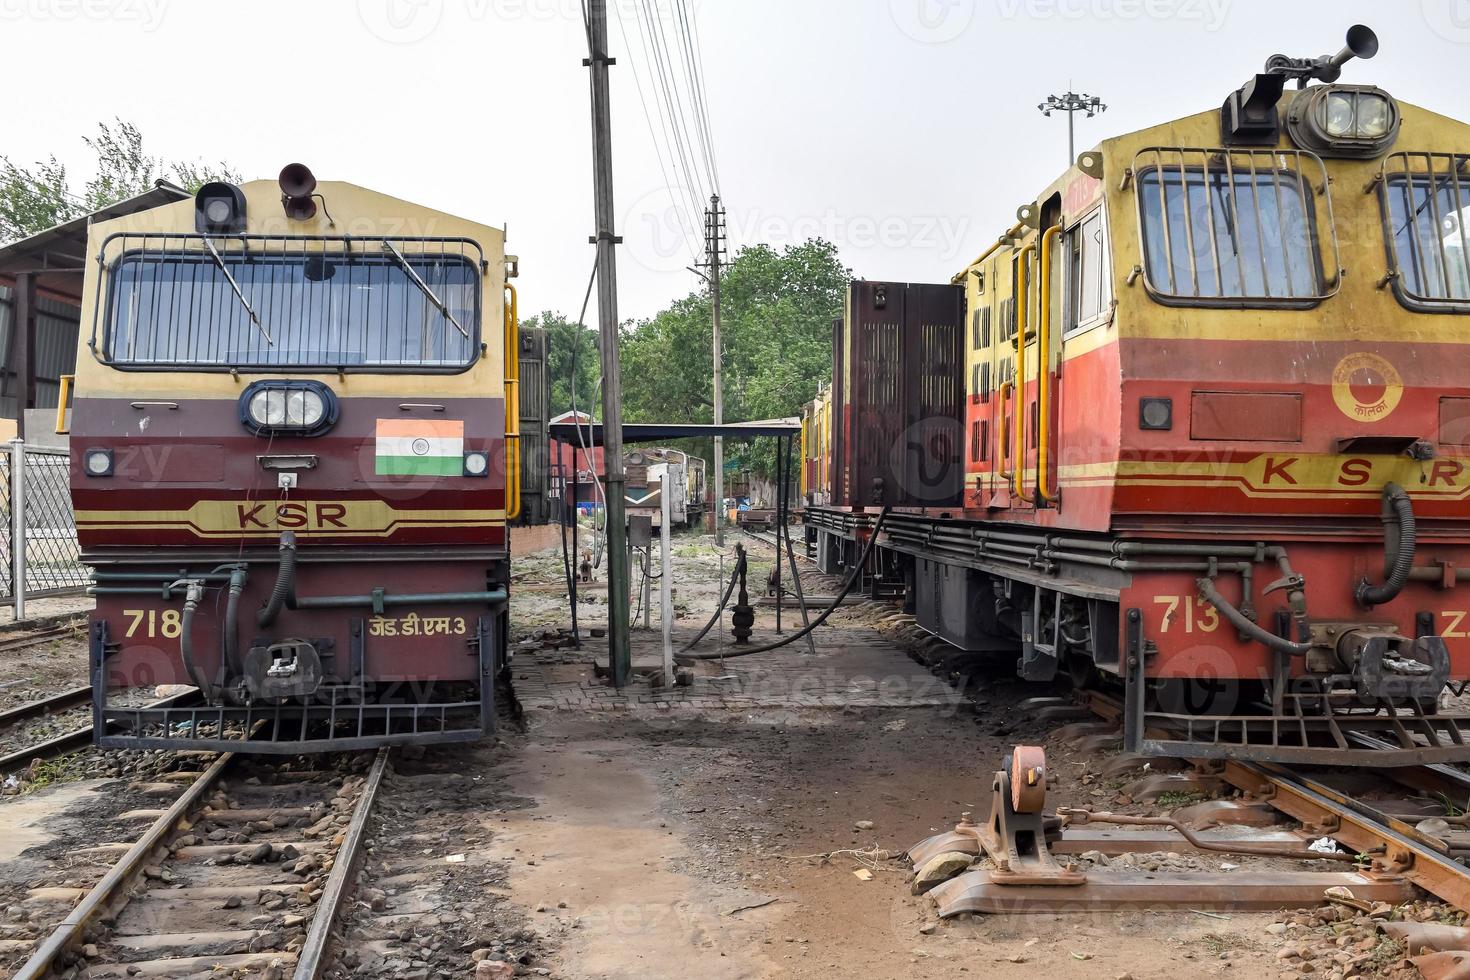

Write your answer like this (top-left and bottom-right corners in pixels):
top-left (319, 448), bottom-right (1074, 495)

top-left (1326, 92), bottom-right (1356, 137)
top-left (463, 451), bottom-right (490, 478)
top-left (83, 448), bottom-right (114, 477)
top-left (1286, 85), bottom-right (1400, 158)
top-left (281, 389), bottom-right (326, 427)
top-left (239, 381), bottom-right (338, 437)
top-left (1357, 95), bottom-right (1392, 138)
top-left (249, 389), bottom-right (288, 427)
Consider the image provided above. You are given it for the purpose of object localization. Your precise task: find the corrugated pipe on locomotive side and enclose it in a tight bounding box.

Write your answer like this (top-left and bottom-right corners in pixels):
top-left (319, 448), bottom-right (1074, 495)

top-left (258, 531), bottom-right (298, 628)
top-left (1356, 483), bottom-right (1416, 608)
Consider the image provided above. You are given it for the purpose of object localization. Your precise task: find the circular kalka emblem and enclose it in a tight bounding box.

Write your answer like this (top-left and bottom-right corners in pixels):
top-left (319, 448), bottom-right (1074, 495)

top-left (411, 437), bottom-right (431, 456)
top-left (1332, 352), bottom-right (1404, 424)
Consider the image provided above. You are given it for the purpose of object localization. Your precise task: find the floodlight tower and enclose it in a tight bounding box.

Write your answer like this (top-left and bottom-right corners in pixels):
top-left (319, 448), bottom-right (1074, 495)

top-left (1038, 90), bottom-right (1107, 166)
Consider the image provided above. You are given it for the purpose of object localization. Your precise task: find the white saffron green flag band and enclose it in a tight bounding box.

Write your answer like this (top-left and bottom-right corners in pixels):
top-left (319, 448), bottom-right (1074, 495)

top-left (375, 418), bottom-right (465, 476)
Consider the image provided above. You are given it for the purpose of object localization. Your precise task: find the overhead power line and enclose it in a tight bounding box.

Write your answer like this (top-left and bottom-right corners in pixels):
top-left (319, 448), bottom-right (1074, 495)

top-left (614, 0), bottom-right (722, 262)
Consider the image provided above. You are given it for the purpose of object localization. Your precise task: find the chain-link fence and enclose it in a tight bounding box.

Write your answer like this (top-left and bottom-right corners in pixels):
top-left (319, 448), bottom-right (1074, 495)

top-left (0, 444), bottom-right (89, 606)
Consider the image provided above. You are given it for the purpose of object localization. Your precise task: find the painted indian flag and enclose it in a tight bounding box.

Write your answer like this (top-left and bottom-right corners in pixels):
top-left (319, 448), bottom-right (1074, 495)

top-left (375, 418), bottom-right (465, 476)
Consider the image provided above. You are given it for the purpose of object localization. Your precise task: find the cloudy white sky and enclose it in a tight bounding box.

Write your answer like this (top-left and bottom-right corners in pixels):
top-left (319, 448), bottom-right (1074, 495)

top-left (5, 0), bottom-right (1470, 321)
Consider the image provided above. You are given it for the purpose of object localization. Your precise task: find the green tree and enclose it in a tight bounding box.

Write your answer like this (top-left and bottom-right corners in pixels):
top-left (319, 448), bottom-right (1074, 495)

top-left (617, 238), bottom-right (849, 477)
top-left (0, 119), bottom-right (241, 244)
top-left (523, 310), bottom-right (601, 418)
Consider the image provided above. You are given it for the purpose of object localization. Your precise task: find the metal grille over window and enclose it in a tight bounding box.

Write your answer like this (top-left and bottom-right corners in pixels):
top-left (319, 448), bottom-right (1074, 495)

top-left (93, 234), bottom-right (484, 371)
top-left (1132, 147), bottom-right (1340, 307)
top-left (1376, 152), bottom-right (1470, 311)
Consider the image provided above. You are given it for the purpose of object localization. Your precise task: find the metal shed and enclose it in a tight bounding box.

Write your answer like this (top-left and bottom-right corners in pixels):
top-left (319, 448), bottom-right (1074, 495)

top-left (0, 180), bottom-right (190, 438)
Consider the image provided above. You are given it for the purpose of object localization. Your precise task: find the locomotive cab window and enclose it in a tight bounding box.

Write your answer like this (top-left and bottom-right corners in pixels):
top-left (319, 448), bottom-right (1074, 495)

top-left (1379, 158), bottom-right (1470, 312)
top-left (1065, 210), bottom-right (1112, 333)
top-left (1134, 149), bottom-right (1335, 309)
top-left (98, 235), bottom-right (482, 372)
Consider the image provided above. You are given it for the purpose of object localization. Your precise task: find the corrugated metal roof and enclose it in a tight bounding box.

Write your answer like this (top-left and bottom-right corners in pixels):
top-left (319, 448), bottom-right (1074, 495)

top-left (0, 180), bottom-right (191, 296)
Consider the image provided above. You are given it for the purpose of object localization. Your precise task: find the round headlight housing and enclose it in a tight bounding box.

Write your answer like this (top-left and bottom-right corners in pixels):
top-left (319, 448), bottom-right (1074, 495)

top-left (1287, 85), bottom-right (1400, 159)
top-left (240, 381), bottom-right (338, 437)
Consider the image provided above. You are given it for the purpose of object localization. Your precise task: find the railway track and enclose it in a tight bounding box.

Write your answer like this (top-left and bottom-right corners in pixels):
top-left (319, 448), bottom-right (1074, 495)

top-left (1057, 689), bottom-right (1470, 913)
top-left (0, 622), bottom-right (84, 656)
top-left (739, 525), bottom-right (815, 562)
top-left (0, 689), bottom-right (208, 776)
top-left (8, 747), bottom-right (389, 978)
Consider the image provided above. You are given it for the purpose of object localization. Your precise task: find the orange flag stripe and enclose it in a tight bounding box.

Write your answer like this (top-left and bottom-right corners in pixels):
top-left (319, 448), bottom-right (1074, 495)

top-left (375, 418), bottom-right (465, 440)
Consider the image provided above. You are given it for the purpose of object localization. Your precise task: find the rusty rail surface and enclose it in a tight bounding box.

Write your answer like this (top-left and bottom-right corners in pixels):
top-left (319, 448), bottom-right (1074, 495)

top-left (294, 746), bottom-right (390, 979)
top-left (11, 751), bottom-right (237, 980)
top-left (1220, 760), bottom-right (1470, 913)
top-left (1074, 691), bottom-right (1470, 912)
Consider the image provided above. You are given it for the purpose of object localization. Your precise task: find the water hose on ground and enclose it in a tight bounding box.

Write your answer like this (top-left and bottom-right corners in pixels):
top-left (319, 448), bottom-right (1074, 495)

top-left (676, 507), bottom-right (892, 663)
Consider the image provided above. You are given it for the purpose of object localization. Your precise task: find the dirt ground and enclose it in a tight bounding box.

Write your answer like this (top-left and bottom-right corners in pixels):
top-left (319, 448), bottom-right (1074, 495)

top-left (462, 705), bottom-right (1291, 980)
top-left (449, 531), bottom-right (1301, 980)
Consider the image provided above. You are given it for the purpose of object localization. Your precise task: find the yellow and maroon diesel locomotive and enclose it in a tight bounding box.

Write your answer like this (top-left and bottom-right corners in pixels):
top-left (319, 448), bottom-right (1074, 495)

top-left (802, 27), bottom-right (1470, 764)
top-left (70, 167), bottom-right (520, 752)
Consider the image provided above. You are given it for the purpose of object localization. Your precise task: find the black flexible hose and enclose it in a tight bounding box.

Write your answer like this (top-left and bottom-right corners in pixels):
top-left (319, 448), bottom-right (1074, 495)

top-left (178, 584), bottom-right (217, 702)
top-left (1197, 576), bottom-right (1312, 657)
top-left (676, 507), bottom-right (891, 663)
top-left (678, 548), bottom-right (747, 653)
top-left (222, 565), bottom-right (247, 680)
top-left (1356, 483), bottom-right (1416, 608)
top-left (258, 530), bottom-right (297, 627)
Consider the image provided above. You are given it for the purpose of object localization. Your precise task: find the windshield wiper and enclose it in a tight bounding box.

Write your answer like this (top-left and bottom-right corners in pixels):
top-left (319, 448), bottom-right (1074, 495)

top-left (202, 236), bottom-right (273, 347)
top-left (381, 240), bottom-right (469, 338)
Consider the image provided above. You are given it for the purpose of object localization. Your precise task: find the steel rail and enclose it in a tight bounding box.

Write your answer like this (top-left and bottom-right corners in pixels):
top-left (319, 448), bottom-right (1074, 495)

top-left (0, 625), bottom-right (77, 654)
top-left (1221, 760), bottom-right (1470, 912)
top-left (1075, 690), bottom-right (1470, 911)
top-left (11, 751), bottom-right (237, 980)
top-left (0, 690), bottom-right (202, 773)
top-left (293, 746), bottom-right (390, 979)
top-left (0, 685), bottom-right (92, 730)
top-left (740, 526), bottom-right (820, 566)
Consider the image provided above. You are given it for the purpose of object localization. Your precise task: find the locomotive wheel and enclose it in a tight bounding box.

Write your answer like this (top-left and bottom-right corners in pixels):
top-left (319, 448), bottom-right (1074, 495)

top-left (1065, 653), bottom-right (1100, 691)
top-left (1150, 677), bottom-right (1250, 717)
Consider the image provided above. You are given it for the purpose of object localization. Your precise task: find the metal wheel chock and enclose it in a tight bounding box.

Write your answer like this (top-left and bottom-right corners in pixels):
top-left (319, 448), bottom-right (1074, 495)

top-left (927, 746), bottom-right (1087, 916)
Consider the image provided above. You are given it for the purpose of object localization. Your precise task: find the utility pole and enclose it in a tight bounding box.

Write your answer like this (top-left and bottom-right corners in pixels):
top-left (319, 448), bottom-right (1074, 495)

top-left (1037, 89), bottom-right (1106, 166)
top-left (700, 195), bottom-right (727, 545)
top-left (586, 0), bottom-right (631, 688)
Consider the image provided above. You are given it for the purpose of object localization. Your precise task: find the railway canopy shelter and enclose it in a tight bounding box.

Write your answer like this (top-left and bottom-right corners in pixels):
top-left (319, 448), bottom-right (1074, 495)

top-left (547, 418), bottom-right (804, 684)
top-left (547, 419), bottom-right (800, 446)
top-left (0, 180), bottom-right (190, 440)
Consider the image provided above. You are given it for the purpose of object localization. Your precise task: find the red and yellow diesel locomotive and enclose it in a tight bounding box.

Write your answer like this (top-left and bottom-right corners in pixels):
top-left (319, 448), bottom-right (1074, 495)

top-left (802, 27), bottom-right (1470, 764)
top-left (69, 167), bottom-right (520, 752)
